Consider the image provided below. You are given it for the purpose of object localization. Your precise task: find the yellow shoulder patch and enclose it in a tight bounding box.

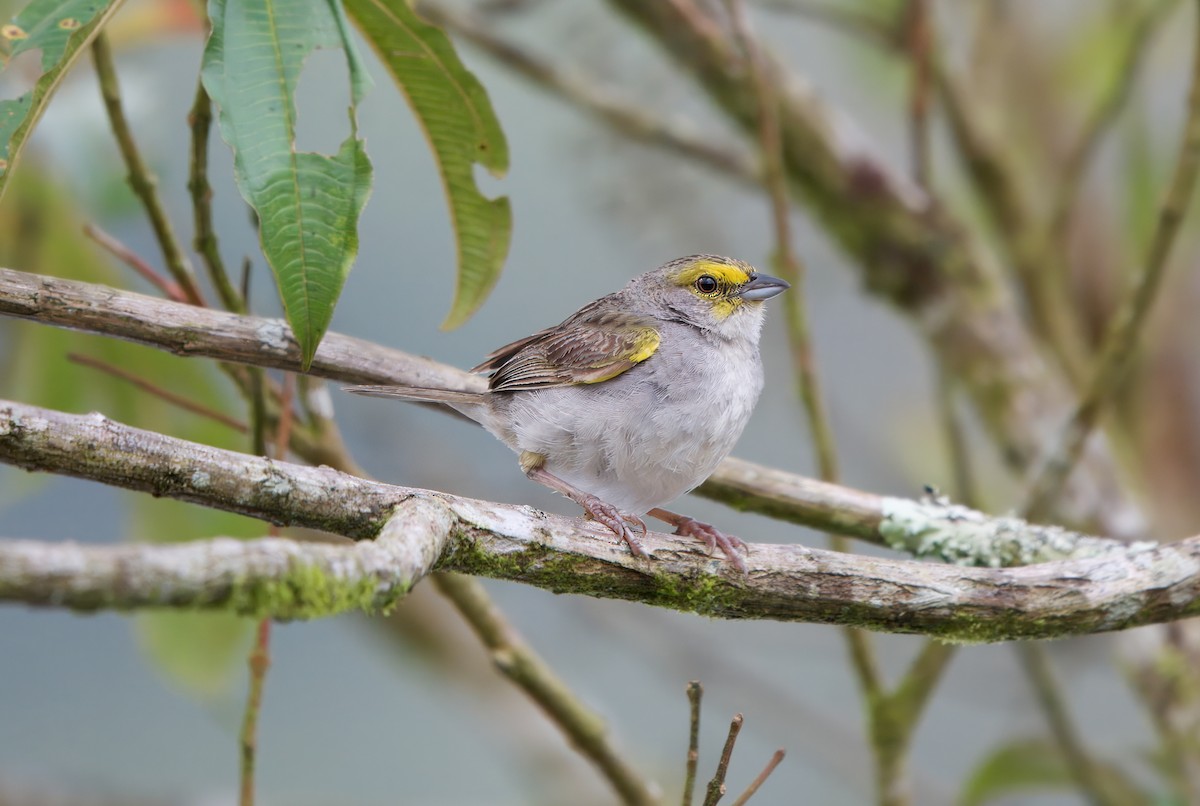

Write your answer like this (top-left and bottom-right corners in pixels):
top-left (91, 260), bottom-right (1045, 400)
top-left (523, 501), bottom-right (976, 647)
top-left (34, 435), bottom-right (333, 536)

top-left (581, 327), bottom-right (660, 384)
top-left (625, 327), bottom-right (661, 364)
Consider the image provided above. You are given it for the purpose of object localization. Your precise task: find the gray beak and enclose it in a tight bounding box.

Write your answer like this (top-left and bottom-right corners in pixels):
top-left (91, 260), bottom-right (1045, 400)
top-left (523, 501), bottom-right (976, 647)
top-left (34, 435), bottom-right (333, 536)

top-left (737, 272), bottom-right (791, 301)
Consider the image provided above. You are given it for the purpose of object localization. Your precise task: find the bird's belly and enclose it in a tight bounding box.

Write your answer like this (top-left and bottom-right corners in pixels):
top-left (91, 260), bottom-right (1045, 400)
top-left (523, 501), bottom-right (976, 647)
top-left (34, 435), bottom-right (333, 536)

top-left (498, 362), bottom-right (761, 514)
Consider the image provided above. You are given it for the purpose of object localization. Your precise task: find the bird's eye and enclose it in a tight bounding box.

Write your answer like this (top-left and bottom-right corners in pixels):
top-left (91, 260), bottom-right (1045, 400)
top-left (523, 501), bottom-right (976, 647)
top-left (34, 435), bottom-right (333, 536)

top-left (694, 275), bottom-right (719, 294)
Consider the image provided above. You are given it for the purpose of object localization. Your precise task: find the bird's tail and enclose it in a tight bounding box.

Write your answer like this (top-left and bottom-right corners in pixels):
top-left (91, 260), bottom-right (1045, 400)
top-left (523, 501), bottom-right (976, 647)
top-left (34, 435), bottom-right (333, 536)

top-left (343, 384), bottom-right (485, 406)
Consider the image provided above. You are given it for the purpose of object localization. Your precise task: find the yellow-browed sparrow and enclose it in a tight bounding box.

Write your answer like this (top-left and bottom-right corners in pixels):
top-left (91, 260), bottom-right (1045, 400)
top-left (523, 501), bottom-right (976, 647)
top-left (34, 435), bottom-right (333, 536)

top-left (346, 255), bottom-right (789, 571)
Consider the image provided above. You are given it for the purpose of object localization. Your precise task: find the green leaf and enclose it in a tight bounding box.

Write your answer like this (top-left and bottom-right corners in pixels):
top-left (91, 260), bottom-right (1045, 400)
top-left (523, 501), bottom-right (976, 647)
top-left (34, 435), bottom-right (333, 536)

top-left (345, 0), bottom-right (511, 329)
top-left (961, 737), bottom-right (1151, 806)
top-left (0, 0), bottom-right (125, 201)
top-left (201, 0), bottom-right (374, 369)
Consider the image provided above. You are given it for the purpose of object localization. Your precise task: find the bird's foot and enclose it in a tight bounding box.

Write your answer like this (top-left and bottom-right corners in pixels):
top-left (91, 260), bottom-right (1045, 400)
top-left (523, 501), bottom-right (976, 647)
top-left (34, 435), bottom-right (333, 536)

top-left (652, 510), bottom-right (748, 573)
top-left (580, 495), bottom-right (650, 559)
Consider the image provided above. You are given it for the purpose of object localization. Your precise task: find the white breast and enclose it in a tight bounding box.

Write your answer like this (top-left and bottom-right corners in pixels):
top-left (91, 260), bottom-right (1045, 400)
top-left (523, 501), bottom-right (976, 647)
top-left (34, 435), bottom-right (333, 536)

top-left (491, 327), bottom-right (765, 515)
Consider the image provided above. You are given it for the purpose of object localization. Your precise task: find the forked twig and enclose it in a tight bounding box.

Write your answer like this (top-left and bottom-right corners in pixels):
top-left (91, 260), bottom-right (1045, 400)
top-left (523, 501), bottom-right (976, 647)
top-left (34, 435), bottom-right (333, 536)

top-left (702, 713), bottom-right (744, 806)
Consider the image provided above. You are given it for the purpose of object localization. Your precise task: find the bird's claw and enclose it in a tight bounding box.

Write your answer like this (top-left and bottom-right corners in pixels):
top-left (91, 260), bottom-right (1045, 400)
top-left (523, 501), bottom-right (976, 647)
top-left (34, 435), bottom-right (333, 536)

top-left (672, 516), bottom-right (749, 573)
top-left (581, 496), bottom-right (649, 558)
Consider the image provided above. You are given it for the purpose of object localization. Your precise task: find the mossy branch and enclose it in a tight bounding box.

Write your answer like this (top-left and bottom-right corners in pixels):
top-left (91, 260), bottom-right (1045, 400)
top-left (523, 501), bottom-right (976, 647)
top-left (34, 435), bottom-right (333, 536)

top-left (0, 399), bottom-right (1197, 641)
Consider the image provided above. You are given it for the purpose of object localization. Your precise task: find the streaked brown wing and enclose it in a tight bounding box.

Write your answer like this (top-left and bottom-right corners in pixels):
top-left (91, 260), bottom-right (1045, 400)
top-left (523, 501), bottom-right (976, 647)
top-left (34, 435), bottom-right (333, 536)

top-left (472, 301), bottom-right (661, 392)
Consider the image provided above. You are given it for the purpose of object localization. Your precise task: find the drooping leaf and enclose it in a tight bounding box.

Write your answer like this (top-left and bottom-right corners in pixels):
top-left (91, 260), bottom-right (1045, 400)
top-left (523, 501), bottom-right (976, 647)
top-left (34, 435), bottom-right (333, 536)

top-left (961, 737), bottom-right (1151, 806)
top-left (0, 0), bottom-right (125, 201)
top-left (201, 0), bottom-right (374, 369)
top-left (345, 0), bottom-right (511, 329)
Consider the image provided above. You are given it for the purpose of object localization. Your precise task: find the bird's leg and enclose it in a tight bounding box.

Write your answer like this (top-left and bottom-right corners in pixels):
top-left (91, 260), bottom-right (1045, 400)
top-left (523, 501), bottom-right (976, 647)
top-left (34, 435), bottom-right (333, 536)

top-left (521, 453), bottom-right (649, 559)
top-left (648, 507), bottom-right (748, 573)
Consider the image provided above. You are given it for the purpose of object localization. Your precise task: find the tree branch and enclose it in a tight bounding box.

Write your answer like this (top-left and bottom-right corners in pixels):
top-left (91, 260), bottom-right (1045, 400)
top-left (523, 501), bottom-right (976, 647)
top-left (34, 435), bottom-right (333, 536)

top-left (0, 267), bottom-right (1131, 566)
top-left (1, 400), bottom-right (1196, 641)
top-left (0, 496), bottom-right (449, 616)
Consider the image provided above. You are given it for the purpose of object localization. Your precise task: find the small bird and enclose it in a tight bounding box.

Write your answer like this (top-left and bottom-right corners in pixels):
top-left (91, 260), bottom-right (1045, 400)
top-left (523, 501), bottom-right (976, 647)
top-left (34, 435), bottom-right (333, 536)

top-left (346, 255), bottom-right (789, 571)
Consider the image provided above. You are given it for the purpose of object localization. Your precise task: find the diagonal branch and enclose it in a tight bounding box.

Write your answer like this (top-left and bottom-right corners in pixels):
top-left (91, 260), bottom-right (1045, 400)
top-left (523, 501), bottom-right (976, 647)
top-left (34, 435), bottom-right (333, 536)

top-left (1, 399), bottom-right (1196, 641)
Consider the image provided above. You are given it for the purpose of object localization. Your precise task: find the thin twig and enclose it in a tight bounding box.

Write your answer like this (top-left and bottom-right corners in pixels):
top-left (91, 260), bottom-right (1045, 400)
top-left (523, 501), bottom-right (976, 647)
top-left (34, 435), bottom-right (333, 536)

top-left (683, 681), bottom-right (703, 806)
top-left (935, 369), bottom-right (979, 508)
top-left (433, 573), bottom-right (657, 805)
top-left (905, 0), bottom-right (932, 190)
top-left (703, 713), bottom-right (743, 806)
top-left (417, 1), bottom-right (758, 186)
top-left (933, 57), bottom-right (1090, 386)
top-left (726, 0), bottom-right (882, 733)
top-left (188, 77), bottom-right (243, 313)
top-left (868, 640), bottom-right (959, 806)
top-left (238, 619), bottom-right (270, 806)
top-left (82, 223), bottom-right (189, 303)
top-left (1043, 0), bottom-right (1180, 249)
top-left (730, 748), bottom-right (785, 806)
top-left (1016, 643), bottom-right (1123, 806)
top-left (1023, 0), bottom-right (1200, 521)
top-left (67, 352), bottom-right (247, 433)
top-left (754, 0), bottom-right (896, 47)
top-left (90, 32), bottom-right (205, 307)
top-left (238, 365), bottom-right (295, 806)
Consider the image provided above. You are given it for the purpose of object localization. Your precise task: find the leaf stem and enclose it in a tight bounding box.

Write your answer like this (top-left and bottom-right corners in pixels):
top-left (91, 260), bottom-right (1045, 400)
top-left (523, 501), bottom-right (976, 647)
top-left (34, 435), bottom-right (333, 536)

top-left (188, 77), bottom-right (244, 313)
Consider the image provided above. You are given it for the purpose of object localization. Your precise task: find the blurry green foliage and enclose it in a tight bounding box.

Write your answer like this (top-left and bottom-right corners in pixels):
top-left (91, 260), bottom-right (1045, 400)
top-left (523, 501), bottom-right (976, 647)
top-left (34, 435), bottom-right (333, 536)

top-left (961, 736), bottom-right (1150, 806)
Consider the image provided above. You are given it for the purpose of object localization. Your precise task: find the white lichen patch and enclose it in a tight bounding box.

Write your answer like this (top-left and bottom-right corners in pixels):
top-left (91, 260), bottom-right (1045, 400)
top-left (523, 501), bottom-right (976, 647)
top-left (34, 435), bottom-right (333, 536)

top-left (254, 320), bottom-right (291, 352)
top-left (190, 470), bottom-right (212, 489)
top-left (261, 472), bottom-right (293, 497)
top-left (3, 412), bottom-right (50, 435)
top-left (879, 494), bottom-right (1135, 568)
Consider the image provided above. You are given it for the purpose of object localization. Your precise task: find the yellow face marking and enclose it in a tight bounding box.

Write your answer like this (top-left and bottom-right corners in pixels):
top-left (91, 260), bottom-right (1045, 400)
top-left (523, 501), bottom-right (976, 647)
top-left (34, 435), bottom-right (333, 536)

top-left (672, 259), bottom-right (754, 320)
top-left (672, 259), bottom-right (752, 290)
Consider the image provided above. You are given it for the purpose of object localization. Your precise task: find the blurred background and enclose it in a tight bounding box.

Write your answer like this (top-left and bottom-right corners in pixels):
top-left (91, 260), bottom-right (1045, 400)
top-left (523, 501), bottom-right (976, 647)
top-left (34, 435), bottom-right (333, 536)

top-left (2, 1), bottom-right (1200, 804)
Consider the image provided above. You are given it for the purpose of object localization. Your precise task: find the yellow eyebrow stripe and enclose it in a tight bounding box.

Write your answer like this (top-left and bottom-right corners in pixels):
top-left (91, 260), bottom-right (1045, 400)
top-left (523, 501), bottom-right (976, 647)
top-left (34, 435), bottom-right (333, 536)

top-left (674, 259), bottom-right (752, 288)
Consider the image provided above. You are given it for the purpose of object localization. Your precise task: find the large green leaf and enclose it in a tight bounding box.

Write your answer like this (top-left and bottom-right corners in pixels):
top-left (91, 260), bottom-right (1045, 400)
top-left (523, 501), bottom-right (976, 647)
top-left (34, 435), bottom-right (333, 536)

top-left (961, 737), bottom-right (1150, 806)
top-left (345, 0), bottom-right (511, 329)
top-left (201, 0), bottom-right (374, 369)
top-left (0, 0), bottom-right (125, 201)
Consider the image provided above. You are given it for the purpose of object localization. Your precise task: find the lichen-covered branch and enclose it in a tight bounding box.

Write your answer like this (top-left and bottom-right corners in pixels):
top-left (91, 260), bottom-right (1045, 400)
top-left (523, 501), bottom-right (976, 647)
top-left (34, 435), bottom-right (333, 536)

top-left (1, 400), bottom-right (1197, 641)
